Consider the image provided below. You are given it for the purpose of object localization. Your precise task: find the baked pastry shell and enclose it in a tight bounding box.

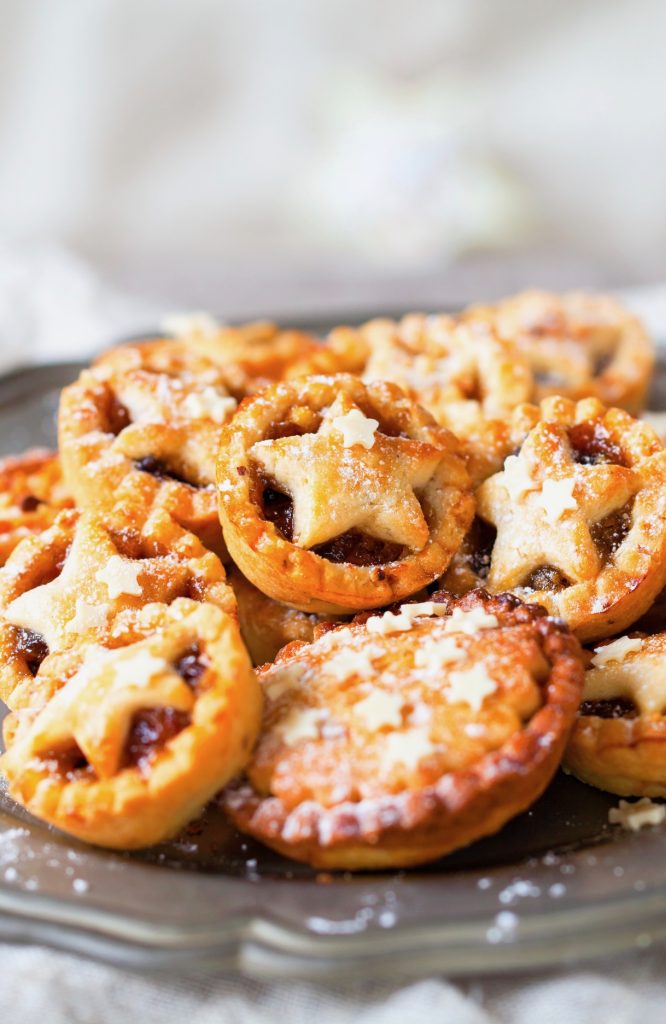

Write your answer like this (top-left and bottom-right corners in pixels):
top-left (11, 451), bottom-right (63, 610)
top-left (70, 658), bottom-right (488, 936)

top-left (467, 290), bottom-right (654, 415)
top-left (0, 449), bottom-right (73, 567)
top-left (565, 713), bottom-right (666, 798)
top-left (224, 592), bottom-right (585, 869)
top-left (228, 566), bottom-right (340, 666)
top-left (0, 503), bottom-right (236, 706)
top-left (476, 398), bottom-right (666, 642)
top-left (58, 353), bottom-right (228, 559)
top-left (1, 600), bottom-right (262, 849)
top-left (216, 375), bottom-right (475, 614)
top-left (564, 633), bottom-right (666, 796)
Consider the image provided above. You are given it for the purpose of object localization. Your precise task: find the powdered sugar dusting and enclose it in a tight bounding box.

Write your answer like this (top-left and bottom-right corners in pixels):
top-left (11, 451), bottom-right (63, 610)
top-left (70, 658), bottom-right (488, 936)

top-left (0, 824), bottom-right (95, 897)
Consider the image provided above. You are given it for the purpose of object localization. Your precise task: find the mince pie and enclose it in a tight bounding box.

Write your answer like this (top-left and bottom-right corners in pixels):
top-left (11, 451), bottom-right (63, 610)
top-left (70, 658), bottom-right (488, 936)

top-left (164, 315), bottom-right (327, 397)
top-left (564, 632), bottom-right (666, 797)
top-left (467, 290), bottom-right (654, 414)
top-left (473, 397), bottom-right (666, 641)
top-left (177, 315), bottom-right (368, 393)
top-left (0, 504), bottom-right (235, 705)
top-left (361, 313), bottom-right (533, 420)
top-left (224, 591), bottom-right (584, 869)
top-left (1, 599), bottom-right (260, 848)
top-left (286, 325), bottom-right (370, 380)
top-left (217, 375), bottom-right (474, 614)
top-left (59, 339), bottom-right (237, 557)
top-left (0, 450), bottom-right (73, 567)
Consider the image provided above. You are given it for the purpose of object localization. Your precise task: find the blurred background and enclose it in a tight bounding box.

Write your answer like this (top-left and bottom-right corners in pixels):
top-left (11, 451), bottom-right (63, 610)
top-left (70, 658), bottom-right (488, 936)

top-left (0, 0), bottom-right (664, 330)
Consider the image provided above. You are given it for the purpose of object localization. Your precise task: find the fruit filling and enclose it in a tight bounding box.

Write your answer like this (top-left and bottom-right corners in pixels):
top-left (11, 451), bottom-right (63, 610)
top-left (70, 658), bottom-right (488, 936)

top-left (569, 421), bottom-right (625, 466)
top-left (15, 627), bottom-right (49, 676)
top-left (579, 696), bottom-right (638, 719)
top-left (590, 500), bottom-right (633, 564)
top-left (134, 456), bottom-right (200, 489)
top-left (122, 708), bottom-right (191, 772)
top-left (522, 565), bottom-right (571, 593)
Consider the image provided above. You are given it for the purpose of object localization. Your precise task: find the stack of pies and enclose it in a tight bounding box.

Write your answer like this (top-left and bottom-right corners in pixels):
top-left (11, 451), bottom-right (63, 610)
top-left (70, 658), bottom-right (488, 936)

top-left (0, 290), bottom-right (663, 869)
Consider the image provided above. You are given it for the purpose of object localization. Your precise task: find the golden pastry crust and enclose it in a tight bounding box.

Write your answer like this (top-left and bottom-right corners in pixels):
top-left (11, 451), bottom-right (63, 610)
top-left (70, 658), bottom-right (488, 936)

top-left (361, 314), bottom-right (533, 420)
top-left (468, 290), bottom-right (654, 414)
top-left (177, 317), bottom-right (369, 393)
top-left (0, 504), bottom-right (235, 706)
top-left (284, 326), bottom-right (370, 380)
top-left (1, 599), bottom-right (261, 849)
top-left (564, 633), bottom-right (666, 796)
top-left (224, 591), bottom-right (584, 869)
top-left (59, 340), bottom-right (237, 557)
top-left (229, 567), bottom-right (341, 666)
top-left (217, 375), bottom-right (474, 614)
top-left (0, 450), bottom-right (73, 567)
top-left (356, 314), bottom-right (531, 486)
top-left (93, 335), bottom-right (234, 385)
top-left (473, 397), bottom-right (666, 642)
top-left (641, 411), bottom-right (666, 448)
top-left (174, 319), bottom-right (324, 397)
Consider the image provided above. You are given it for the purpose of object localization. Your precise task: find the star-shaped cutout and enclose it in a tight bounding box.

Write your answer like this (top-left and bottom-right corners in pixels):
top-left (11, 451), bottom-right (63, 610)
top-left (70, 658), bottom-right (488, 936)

top-left (353, 689), bottom-right (404, 731)
top-left (501, 453), bottom-right (539, 501)
top-left (17, 642), bottom-right (195, 778)
top-left (108, 366), bottom-right (235, 488)
top-left (250, 394), bottom-right (443, 550)
top-left (477, 421), bottom-right (637, 591)
top-left (67, 598), bottom-right (110, 636)
top-left (381, 727), bottom-right (437, 771)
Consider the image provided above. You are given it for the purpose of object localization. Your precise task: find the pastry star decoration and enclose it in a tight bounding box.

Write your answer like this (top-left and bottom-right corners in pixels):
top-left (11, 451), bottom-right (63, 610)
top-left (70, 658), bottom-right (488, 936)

top-left (476, 420), bottom-right (636, 591)
top-left (19, 643), bottom-right (195, 779)
top-left (249, 394), bottom-right (443, 550)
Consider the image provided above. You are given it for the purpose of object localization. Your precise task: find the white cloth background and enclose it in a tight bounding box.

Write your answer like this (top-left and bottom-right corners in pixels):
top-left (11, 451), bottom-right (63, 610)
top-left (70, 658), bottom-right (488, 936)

top-left (1, 0), bottom-right (666, 297)
top-left (1, 943), bottom-right (666, 1024)
top-left (0, 241), bottom-right (157, 371)
top-left (0, 942), bottom-right (659, 1024)
top-left (1, 248), bottom-right (666, 1022)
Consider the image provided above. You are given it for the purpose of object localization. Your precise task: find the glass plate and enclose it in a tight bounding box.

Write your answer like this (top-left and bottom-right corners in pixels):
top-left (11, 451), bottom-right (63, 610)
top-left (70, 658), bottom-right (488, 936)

top-left (1, 356), bottom-right (666, 980)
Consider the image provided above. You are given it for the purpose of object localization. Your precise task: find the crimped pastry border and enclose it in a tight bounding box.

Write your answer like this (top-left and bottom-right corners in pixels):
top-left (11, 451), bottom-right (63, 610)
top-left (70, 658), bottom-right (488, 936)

top-left (565, 713), bottom-right (666, 798)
